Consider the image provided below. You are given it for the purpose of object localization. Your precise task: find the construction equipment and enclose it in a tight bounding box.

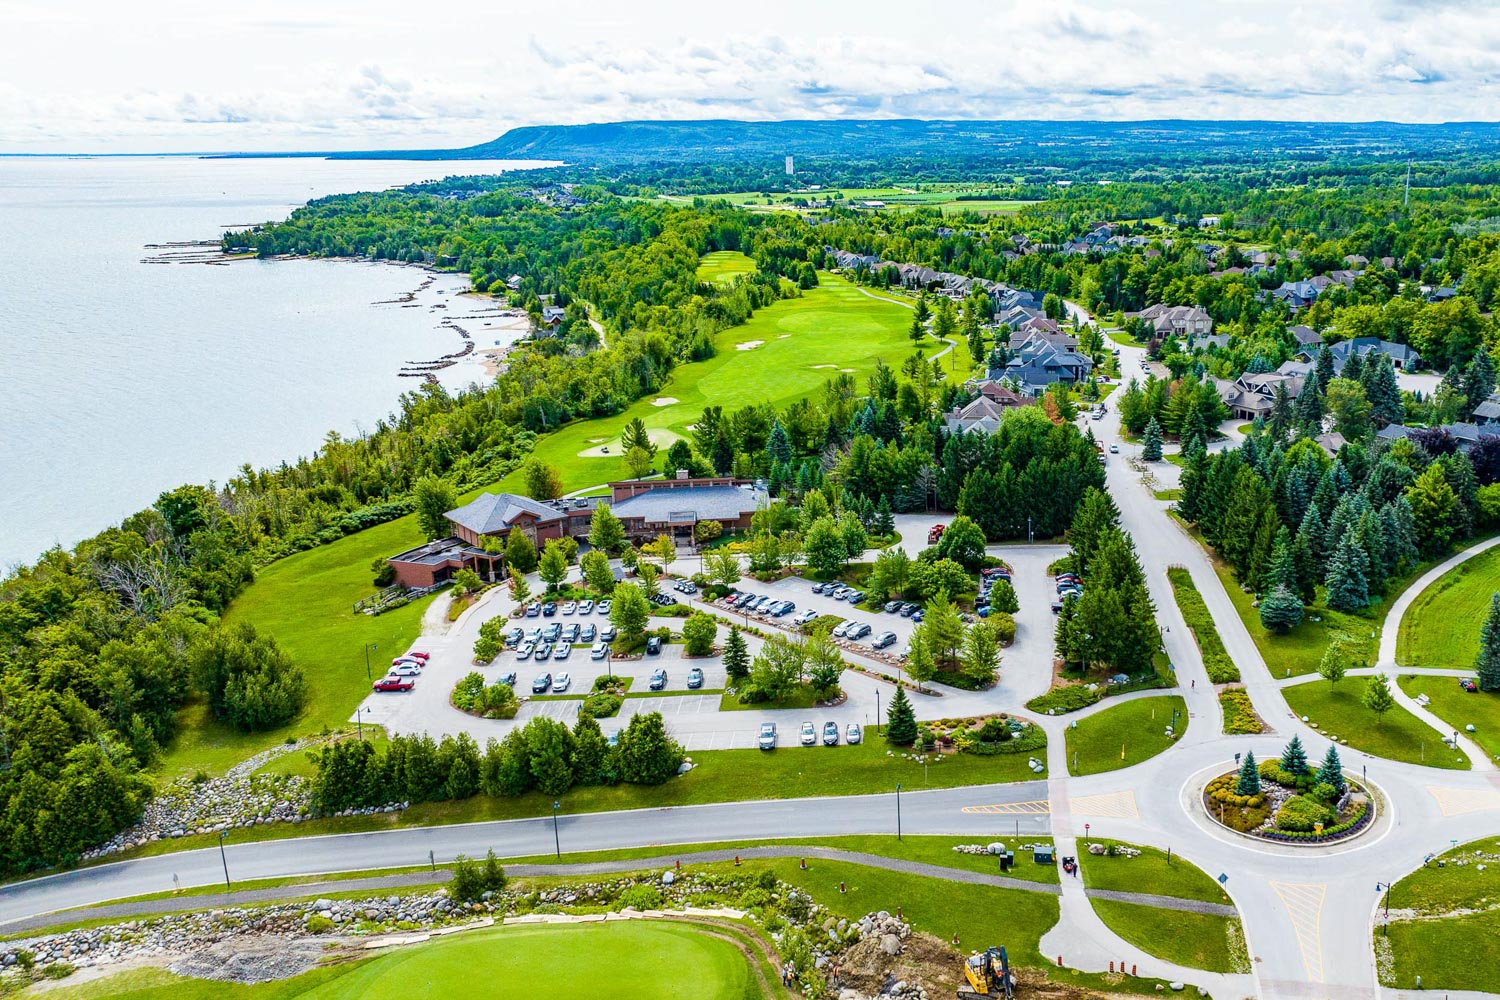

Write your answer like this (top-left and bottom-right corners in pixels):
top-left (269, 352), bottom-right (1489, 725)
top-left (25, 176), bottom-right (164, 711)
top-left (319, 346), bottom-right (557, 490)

top-left (958, 946), bottom-right (1014, 999)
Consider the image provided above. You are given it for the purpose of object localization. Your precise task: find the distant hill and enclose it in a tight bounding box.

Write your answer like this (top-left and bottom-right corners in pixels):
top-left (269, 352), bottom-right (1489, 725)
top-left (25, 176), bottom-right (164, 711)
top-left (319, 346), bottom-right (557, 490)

top-left (328, 118), bottom-right (1500, 165)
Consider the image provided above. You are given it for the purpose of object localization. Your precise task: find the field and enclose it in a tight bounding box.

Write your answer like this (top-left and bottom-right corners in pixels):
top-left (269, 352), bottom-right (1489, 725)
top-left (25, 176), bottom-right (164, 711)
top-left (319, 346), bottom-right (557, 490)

top-left (38, 921), bottom-right (761, 1000)
top-left (1064, 696), bottom-right (1188, 776)
top-left (1381, 837), bottom-right (1500, 992)
top-left (176, 272), bottom-right (914, 777)
top-left (697, 249), bottom-right (758, 286)
top-left (1281, 680), bottom-right (1470, 769)
top-left (1397, 675), bottom-right (1500, 761)
top-left (660, 187), bottom-right (1036, 216)
top-left (1396, 545), bottom-right (1500, 668)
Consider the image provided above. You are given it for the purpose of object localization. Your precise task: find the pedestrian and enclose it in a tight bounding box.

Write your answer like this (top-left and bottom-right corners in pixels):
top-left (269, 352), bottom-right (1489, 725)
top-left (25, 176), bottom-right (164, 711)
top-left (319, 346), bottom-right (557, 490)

top-left (1191, 678), bottom-right (1195, 689)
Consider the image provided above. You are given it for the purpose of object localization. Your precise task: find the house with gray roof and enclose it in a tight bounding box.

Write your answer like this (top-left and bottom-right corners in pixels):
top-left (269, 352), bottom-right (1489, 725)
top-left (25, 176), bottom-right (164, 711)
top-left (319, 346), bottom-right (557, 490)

top-left (608, 476), bottom-right (767, 542)
top-left (1131, 304), bottom-right (1213, 336)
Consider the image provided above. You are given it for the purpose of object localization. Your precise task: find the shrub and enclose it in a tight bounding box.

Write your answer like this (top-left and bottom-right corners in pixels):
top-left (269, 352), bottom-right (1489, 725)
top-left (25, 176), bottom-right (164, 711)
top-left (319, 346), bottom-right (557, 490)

top-left (1275, 794), bottom-right (1335, 833)
top-left (977, 718), bottom-right (1009, 742)
top-left (305, 915), bottom-right (336, 934)
top-left (450, 849), bottom-right (508, 902)
top-left (452, 672), bottom-right (486, 711)
top-left (1168, 568), bottom-right (1239, 683)
top-left (1219, 687), bottom-right (1262, 735)
top-left (476, 681), bottom-right (518, 719)
top-left (989, 612), bottom-right (1016, 644)
top-left (580, 692), bottom-right (623, 718)
top-left (682, 613), bottom-right (718, 656)
top-left (618, 884), bottom-right (664, 910)
top-left (1025, 685), bottom-right (1103, 715)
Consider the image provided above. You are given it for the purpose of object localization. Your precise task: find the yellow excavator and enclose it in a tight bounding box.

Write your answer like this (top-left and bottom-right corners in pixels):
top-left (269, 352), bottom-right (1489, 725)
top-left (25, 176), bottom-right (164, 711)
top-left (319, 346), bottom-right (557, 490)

top-left (958, 946), bottom-right (1015, 999)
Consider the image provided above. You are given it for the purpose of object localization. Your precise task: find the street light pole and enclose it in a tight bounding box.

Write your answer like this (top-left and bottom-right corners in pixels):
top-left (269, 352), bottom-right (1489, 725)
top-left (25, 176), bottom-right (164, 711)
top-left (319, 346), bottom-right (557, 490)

top-left (1376, 881), bottom-right (1393, 934)
top-left (896, 783), bottom-right (902, 841)
top-left (876, 689), bottom-right (881, 736)
top-left (218, 831), bottom-right (231, 891)
top-left (552, 800), bottom-right (562, 859)
top-left (356, 708), bottom-right (364, 741)
top-left (364, 642), bottom-right (377, 681)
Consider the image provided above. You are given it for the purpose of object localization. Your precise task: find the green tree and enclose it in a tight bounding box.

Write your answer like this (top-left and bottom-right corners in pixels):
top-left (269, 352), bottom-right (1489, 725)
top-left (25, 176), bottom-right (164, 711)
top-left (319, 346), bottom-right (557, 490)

top-left (1258, 583), bottom-right (1304, 634)
top-left (522, 460), bottom-right (563, 500)
top-left (1324, 532), bottom-right (1370, 612)
top-left (805, 630), bottom-right (846, 698)
top-left (1142, 418), bottom-right (1163, 461)
top-left (588, 504), bottom-right (627, 555)
top-left (799, 489), bottom-right (831, 530)
top-left (527, 717), bottom-right (576, 796)
top-left (620, 416), bottom-right (657, 457)
top-left (987, 578), bottom-right (1020, 614)
top-left (804, 516), bottom-right (847, 576)
top-left (538, 540), bottom-right (569, 593)
top-left (1362, 671), bottom-right (1395, 723)
top-left (645, 533), bottom-right (676, 571)
top-left (1318, 744), bottom-right (1346, 796)
top-left (570, 714), bottom-right (611, 787)
top-left (874, 495), bottom-right (896, 537)
top-left (1406, 463), bottom-right (1458, 555)
top-left (413, 476), bottom-right (458, 541)
top-left (837, 511), bottom-right (868, 562)
top-left (682, 613), bottom-right (717, 656)
top-left (905, 623), bottom-right (936, 691)
top-left (960, 622), bottom-right (1000, 687)
top-left (609, 583), bottom-right (651, 644)
top-left (723, 625), bottom-right (750, 681)
top-left (1318, 641), bottom-right (1347, 688)
top-left (885, 685), bottom-right (918, 745)
top-left (508, 567), bottom-right (532, 607)
top-left (749, 633), bottom-right (805, 701)
top-left (1236, 750), bottom-right (1261, 795)
top-left (1280, 734), bottom-right (1310, 776)
top-left (1477, 592), bottom-right (1500, 692)
top-left (935, 515), bottom-right (986, 569)
top-left (870, 547), bottom-right (912, 600)
top-left (625, 445), bottom-right (655, 480)
top-left (1325, 378), bottom-right (1373, 440)
top-left (923, 591), bottom-right (965, 667)
top-left (452, 567), bottom-right (482, 594)
top-left (704, 549), bottom-right (741, 588)
top-left (635, 562), bottom-right (660, 599)
top-left (616, 711), bottom-right (684, 785)
top-left (505, 530), bottom-right (538, 574)
top-left (580, 549), bottom-right (614, 594)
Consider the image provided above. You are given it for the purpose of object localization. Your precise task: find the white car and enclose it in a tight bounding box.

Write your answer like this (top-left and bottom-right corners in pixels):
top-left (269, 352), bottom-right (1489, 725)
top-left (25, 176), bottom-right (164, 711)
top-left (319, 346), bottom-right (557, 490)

top-left (591, 642), bottom-right (609, 659)
top-left (553, 672), bottom-right (572, 692)
top-left (800, 721), bottom-right (817, 746)
top-left (579, 600), bottom-right (595, 614)
top-left (794, 609), bottom-right (818, 626)
top-left (832, 621), bottom-right (852, 638)
top-left (389, 662), bottom-right (421, 677)
top-left (1109, 443), bottom-right (1119, 454)
top-left (561, 601), bottom-right (577, 615)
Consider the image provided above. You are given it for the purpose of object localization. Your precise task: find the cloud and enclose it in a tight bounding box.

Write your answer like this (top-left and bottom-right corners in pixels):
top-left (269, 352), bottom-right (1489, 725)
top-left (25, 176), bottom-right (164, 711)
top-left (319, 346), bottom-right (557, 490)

top-left (5, 0), bottom-right (1500, 152)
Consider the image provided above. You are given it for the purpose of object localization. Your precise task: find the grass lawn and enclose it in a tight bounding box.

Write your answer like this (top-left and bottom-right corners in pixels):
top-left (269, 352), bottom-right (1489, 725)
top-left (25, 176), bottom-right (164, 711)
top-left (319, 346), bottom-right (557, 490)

top-left (1090, 900), bottom-right (1249, 974)
top-left (1282, 680), bottom-right (1470, 769)
top-left (43, 921), bottom-right (760, 1000)
top-left (697, 249), bottom-right (758, 286)
top-left (1079, 839), bottom-right (1230, 904)
top-left (1383, 909), bottom-right (1500, 992)
top-left (173, 273), bottom-right (914, 777)
top-left (1065, 696), bottom-right (1188, 776)
top-left (1397, 676), bottom-right (1500, 762)
top-left (1389, 835), bottom-right (1500, 914)
top-left (1396, 545), bottom-right (1500, 668)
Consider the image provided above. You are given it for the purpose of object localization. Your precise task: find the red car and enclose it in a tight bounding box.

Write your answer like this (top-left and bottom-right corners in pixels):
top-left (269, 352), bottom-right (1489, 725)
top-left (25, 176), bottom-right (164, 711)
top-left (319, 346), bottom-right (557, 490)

top-left (406, 650), bottom-right (430, 661)
top-left (1461, 678), bottom-right (1478, 693)
top-left (373, 676), bottom-right (414, 693)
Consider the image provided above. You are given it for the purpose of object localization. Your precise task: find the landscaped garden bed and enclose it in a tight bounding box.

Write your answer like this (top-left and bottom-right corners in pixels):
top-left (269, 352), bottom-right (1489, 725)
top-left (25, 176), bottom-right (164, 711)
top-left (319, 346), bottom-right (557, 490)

top-left (1203, 737), bottom-right (1372, 843)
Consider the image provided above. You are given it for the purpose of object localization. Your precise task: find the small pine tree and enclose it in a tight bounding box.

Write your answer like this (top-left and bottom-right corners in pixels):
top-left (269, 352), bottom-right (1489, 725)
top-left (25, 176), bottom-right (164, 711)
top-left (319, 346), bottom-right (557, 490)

top-left (875, 495), bottom-right (896, 538)
top-left (1324, 532), bottom-right (1370, 611)
top-left (1236, 750), bottom-right (1261, 795)
top-left (1142, 417), bottom-right (1164, 461)
top-left (723, 626), bottom-right (750, 682)
top-left (1280, 735), bottom-right (1310, 776)
top-left (1258, 583), bottom-right (1304, 634)
top-left (1475, 592), bottom-right (1500, 692)
top-left (1318, 744), bottom-right (1346, 796)
top-left (885, 686), bottom-right (918, 745)
top-left (1362, 672), bottom-right (1395, 723)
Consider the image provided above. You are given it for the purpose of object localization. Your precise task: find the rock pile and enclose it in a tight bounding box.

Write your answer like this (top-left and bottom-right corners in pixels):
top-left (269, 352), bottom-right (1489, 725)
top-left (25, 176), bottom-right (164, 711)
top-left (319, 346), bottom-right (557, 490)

top-left (82, 773), bottom-right (313, 860)
top-left (1087, 843), bottom-right (1142, 857)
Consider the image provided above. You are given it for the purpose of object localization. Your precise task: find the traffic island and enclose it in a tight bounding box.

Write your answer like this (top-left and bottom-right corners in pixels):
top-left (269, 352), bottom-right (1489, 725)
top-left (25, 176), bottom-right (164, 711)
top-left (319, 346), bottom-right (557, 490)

top-left (1200, 738), bottom-right (1375, 846)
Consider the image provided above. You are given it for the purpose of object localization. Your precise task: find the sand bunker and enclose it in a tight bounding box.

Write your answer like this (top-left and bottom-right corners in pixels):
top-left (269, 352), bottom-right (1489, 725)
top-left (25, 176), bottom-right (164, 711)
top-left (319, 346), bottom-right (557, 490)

top-left (736, 340), bottom-right (764, 351)
top-left (652, 397), bottom-right (679, 406)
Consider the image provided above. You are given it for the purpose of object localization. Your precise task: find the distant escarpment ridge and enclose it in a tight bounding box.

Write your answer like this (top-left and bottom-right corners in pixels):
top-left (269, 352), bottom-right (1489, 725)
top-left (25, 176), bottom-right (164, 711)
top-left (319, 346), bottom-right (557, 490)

top-left (208, 117), bottom-right (1500, 165)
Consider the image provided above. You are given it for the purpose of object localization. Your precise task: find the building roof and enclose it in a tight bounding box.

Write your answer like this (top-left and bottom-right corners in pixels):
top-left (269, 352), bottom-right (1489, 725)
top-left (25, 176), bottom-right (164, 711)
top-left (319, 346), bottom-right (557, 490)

top-left (446, 492), bottom-right (565, 535)
top-left (1288, 325), bottom-right (1322, 347)
top-left (609, 484), bottom-right (766, 524)
top-left (389, 537), bottom-right (495, 567)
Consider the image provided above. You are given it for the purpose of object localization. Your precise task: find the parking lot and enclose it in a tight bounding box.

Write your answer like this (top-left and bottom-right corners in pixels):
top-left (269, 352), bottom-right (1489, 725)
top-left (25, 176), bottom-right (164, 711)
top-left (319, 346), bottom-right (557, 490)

top-left (713, 575), bottom-right (922, 654)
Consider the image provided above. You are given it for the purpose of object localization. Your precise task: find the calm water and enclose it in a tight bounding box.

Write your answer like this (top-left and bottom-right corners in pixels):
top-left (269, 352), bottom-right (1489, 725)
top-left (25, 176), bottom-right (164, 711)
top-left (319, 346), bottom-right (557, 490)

top-left (0, 156), bottom-right (551, 569)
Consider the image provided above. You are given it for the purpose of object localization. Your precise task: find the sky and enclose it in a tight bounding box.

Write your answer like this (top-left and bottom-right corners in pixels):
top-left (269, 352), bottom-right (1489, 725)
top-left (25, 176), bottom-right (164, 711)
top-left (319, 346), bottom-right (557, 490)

top-left (4, 0), bottom-right (1500, 154)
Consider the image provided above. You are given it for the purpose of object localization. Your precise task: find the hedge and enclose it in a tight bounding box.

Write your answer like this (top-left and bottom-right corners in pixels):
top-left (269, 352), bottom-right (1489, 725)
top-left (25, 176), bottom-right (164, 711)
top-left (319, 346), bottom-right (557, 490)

top-left (1219, 687), bottom-right (1263, 735)
top-left (1167, 567), bottom-right (1239, 683)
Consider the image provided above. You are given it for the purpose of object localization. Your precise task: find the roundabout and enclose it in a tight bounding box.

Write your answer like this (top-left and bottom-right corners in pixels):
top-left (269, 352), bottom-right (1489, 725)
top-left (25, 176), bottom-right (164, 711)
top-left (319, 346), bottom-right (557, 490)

top-left (1198, 738), bottom-right (1376, 847)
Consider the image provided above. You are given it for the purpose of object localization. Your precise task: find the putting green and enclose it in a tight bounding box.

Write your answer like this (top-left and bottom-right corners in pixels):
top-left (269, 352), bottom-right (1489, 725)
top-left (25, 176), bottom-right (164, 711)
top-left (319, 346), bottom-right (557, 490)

top-left (57, 921), bottom-right (760, 999)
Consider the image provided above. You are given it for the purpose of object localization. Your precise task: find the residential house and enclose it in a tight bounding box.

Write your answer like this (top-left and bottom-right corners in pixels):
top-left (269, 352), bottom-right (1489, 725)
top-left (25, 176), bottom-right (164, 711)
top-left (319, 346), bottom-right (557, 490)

top-left (1213, 370), bottom-right (1305, 421)
top-left (1309, 337), bottom-right (1421, 372)
top-left (1271, 277), bottom-right (1332, 312)
top-left (1344, 254), bottom-right (1369, 269)
top-left (1132, 304), bottom-right (1214, 337)
top-left (1377, 422), bottom-right (1492, 454)
top-left (540, 305), bottom-right (566, 330)
top-left (1472, 395), bottom-right (1500, 426)
top-left (1288, 325), bottom-right (1322, 350)
top-left (943, 388), bottom-right (1034, 434)
top-left (988, 331), bottom-right (1093, 395)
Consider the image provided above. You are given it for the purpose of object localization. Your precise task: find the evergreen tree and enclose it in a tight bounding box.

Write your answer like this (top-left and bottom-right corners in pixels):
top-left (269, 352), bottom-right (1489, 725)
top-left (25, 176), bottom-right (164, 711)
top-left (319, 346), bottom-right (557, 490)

top-left (1236, 750), bottom-right (1261, 795)
top-left (1295, 370), bottom-right (1325, 431)
top-left (1468, 350), bottom-right (1498, 410)
top-left (1364, 355), bottom-right (1403, 427)
top-left (1054, 593), bottom-right (1079, 664)
top-left (766, 419), bottom-right (793, 467)
top-left (1362, 672), bottom-right (1395, 723)
top-left (1475, 592), bottom-right (1500, 692)
top-left (1142, 417), bottom-right (1164, 461)
top-left (1177, 449), bottom-right (1210, 523)
top-left (1325, 531), bottom-right (1370, 611)
top-left (1269, 380), bottom-right (1293, 442)
top-left (722, 625), bottom-right (750, 681)
top-left (1318, 744), bottom-right (1346, 795)
top-left (1315, 346), bottom-right (1336, 386)
top-left (1266, 526), bottom-right (1296, 591)
top-left (885, 686), bottom-right (918, 745)
top-left (1259, 583), bottom-right (1304, 634)
top-left (1280, 734), bottom-right (1310, 776)
top-left (874, 495), bottom-right (895, 537)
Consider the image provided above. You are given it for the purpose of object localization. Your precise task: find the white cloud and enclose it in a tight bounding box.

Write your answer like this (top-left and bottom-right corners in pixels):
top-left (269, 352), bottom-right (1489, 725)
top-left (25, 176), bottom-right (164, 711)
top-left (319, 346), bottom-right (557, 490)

top-left (3, 0), bottom-right (1500, 152)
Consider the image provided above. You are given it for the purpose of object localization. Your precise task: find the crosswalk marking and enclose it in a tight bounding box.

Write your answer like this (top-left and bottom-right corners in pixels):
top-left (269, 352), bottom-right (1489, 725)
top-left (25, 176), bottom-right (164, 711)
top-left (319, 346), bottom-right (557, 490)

top-left (960, 800), bottom-right (1052, 815)
top-left (1426, 784), bottom-right (1500, 816)
top-left (1270, 881), bottom-right (1326, 983)
top-left (1069, 790), bottom-right (1140, 819)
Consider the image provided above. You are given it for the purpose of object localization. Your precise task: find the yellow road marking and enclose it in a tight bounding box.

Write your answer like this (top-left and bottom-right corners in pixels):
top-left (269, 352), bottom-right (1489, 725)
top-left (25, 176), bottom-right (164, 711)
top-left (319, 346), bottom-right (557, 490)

top-left (1270, 881), bottom-right (1326, 983)
top-left (1426, 785), bottom-right (1500, 816)
top-left (1068, 790), bottom-right (1140, 819)
top-left (960, 800), bottom-right (1052, 815)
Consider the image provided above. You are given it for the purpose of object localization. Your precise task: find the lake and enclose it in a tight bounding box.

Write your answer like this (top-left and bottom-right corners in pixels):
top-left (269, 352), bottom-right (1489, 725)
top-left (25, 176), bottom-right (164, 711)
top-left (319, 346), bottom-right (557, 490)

top-left (0, 155), bottom-right (552, 568)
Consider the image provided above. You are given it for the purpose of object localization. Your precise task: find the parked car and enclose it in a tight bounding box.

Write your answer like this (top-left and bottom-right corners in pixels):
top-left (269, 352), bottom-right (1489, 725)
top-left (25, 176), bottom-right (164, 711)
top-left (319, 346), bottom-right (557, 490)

top-left (873, 631), bottom-right (898, 649)
top-left (758, 722), bottom-right (777, 750)
top-left (531, 673), bottom-right (552, 694)
top-left (591, 642), bottom-right (609, 659)
top-left (845, 622), bottom-right (871, 640)
top-left (846, 723), bottom-right (863, 745)
top-left (832, 621), bottom-right (852, 638)
top-left (389, 662), bottom-right (421, 677)
top-left (536, 642), bottom-right (554, 660)
top-left (405, 650), bottom-right (430, 662)
top-left (811, 582), bottom-right (828, 594)
top-left (597, 600), bottom-right (613, 615)
top-left (846, 591), bottom-right (866, 604)
top-left (499, 671), bottom-right (517, 687)
top-left (884, 600), bottom-right (903, 613)
top-left (542, 602), bottom-right (557, 616)
top-left (553, 643), bottom-right (571, 660)
top-left (526, 602), bottom-right (542, 617)
top-left (580, 623), bottom-right (597, 642)
top-left (1109, 443), bottom-right (1119, 454)
top-left (928, 524), bottom-right (945, 544)
top-left (553, 672), bottom-right (572, 692)
top-left (579, 599), bottom-right (595, 614)
top-left (800, 721), bottom-right (817, 746)
top-left (911, 610), bottom-right (925, 623)
top-left (646, 635), bottom-right (663, 655)
top-left (1461, 678), bottom-right (1479, 692)
top-left (1051, 601), bottom-right (1063, 614)
top-left (391, 656), bottom-right (423, 669)
top-left (794, 609), bottom-right (818, 626)
top-left (561, 601), bottom-right (577, 615)
top-left (601, 625), bottom-right (617, 641)
top-left (563, 623), bottom-right (580, 643)
top-left (373, 676), bottom-right (413, 692)
top-left (649, 668), bottom-right (668, 691)
top-left (516, 643), bottom-right (535, 660)
top-left (899, 602), bottom-right (919, 617)
top-left (822, 721), bottom-right (840, 746)
top-left (607, 730), bottom-right (620, 748)
top-left (687, 667), bottom-right (704, 689)
top-left (504, 627), bottom-right (523, 648)
top-left (676, 581), bottom-right (698, 594)
top-left (541, 622), bottom-right (558, 641)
